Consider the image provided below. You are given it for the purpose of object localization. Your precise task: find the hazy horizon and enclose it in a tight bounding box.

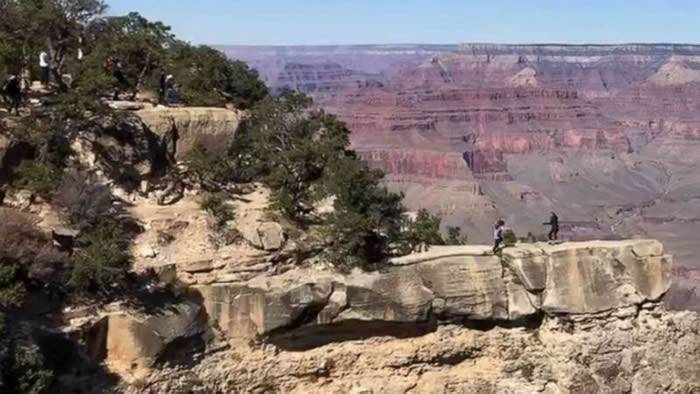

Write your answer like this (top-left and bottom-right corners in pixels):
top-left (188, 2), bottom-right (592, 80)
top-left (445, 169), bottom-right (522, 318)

top-left (215, 42), bottom-right (700, 48)
top-left (107, 0), bottom-right (700, 46)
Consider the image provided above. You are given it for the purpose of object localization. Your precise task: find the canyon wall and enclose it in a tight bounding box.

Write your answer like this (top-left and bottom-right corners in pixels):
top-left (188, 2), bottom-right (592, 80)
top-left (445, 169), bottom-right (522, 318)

top-left (224, 44), bottom-right (700, 311)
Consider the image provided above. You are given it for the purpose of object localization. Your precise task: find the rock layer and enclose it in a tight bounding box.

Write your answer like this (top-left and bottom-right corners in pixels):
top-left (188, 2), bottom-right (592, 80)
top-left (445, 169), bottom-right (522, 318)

top-left (138, 308), bottom-right (700, 394)
top-left (197, 240), bottom-right (672, 342)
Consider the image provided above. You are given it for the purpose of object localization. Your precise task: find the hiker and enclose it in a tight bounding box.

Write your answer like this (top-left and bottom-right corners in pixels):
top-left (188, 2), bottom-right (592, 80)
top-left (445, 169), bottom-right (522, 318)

top-left (3, 75), bottom-right (22, 115)
top-left (105, 56), bottom-right (130, 100)
top-left (544, 211), bottom-right (559, 241)
top-left (163, 74), bottom-right (178, 105)
top-left (77, 37), bottom-right (84, 62)
top-left (159, 73), bottom-right (177, 105)
top-left (39, 50), bottom-right (50, 86)
top-left (493, 219), bottom-right (505, 254)
top-left (159, 72), bottom-right (167, 104)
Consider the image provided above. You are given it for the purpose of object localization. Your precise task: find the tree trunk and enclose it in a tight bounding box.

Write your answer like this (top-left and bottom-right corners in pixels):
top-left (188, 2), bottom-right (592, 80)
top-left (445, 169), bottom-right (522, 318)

top-left (47, 38), bottom-right (69, 92)
top-left (132, 54), bottom-right (151, 100)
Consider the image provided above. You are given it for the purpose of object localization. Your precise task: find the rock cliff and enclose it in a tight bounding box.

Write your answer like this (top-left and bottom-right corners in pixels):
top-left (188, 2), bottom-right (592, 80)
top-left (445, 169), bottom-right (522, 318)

top-left (79, 233), bottom-right (698, 393)
top-left (196, 240), bottom-right (671, 344)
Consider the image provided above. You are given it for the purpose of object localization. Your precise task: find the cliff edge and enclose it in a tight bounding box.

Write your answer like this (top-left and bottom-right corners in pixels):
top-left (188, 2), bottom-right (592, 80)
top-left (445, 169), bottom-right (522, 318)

top-left (76, 237), bottom-right (698, 393)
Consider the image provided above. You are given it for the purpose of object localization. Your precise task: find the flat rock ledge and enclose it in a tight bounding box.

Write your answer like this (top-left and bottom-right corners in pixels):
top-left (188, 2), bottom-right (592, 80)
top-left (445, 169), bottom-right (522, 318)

top-left (196, 239), bottom-right (672, 341)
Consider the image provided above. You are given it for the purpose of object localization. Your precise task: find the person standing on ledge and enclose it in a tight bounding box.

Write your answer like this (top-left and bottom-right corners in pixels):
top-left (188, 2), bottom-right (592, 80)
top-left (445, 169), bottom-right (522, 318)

top-left (493, 219), bottom-right (505, 254)
top-left (544, 211), bottom-right (559, 241)
top-left (39, 50), bottom-right (50, 86)
top-left (3, 74), bottom-right (22, 115)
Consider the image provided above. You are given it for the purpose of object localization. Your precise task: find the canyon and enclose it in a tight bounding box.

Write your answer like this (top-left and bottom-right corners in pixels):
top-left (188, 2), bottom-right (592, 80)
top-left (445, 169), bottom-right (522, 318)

top-left (221, 44), bottom-right (700, 312)
top-left (4, 104), bottom-right (699, 393)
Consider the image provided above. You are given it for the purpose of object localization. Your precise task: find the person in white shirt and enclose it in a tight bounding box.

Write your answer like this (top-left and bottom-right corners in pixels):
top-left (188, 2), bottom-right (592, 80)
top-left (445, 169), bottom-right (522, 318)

top-left (77, 37), bottom-right (84, 61)
top-left (492, 219), bottom-right (505, 254)
top-left (39, 51), bottom-right (50, 86)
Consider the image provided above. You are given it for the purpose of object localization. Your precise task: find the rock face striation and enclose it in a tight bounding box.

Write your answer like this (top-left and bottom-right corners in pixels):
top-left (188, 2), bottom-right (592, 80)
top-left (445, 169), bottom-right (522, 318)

top-left (115, 239), bottom-right (699, 393)
top-left (196, 240), bottom-right (672, 344)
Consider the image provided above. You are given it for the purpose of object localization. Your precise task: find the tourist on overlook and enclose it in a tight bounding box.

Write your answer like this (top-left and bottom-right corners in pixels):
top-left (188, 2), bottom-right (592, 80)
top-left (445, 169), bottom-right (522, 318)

top-left (493, 219), bottom-right (505, 254)
top-left (3, 75), bottom-right (23, 115)
top-left (544, 212), bottom-right (559, 241)
top-left (159, 72), bottom-right (167, 105)
top-left (39, 50), bottom-right (50, 86)
top-left (105, 56), bottom-right (130, 100)
top-left (160, 73), bottom-right (178, 106)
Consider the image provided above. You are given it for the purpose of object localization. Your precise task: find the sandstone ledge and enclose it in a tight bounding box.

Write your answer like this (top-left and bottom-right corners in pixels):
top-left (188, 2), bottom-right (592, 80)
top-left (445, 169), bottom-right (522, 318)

top-left (196, 239), bottom-right (673, 342)
top-left (136, 107), bottom-right (244, 159)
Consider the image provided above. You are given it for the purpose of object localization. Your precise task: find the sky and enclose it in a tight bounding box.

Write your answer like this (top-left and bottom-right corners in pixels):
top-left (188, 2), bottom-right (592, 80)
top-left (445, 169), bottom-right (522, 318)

top-left (107, 0), bottom-right (700, 46)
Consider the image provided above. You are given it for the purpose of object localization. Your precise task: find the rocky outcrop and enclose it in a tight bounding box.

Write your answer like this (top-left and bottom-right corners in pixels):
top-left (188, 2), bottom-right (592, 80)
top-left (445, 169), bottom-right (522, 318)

top-left (129, 239), bottom-right (698, 394)
top-left (70, 112), bottom-right (168, 185)
top-left (81, 300), bottom-right (205, 383)
top-left (137, 107), bottom-right (244, 159)
top-left (196, 240), bottom-right (672, 343)
top-left (136, 308), bottom-right (700, 393)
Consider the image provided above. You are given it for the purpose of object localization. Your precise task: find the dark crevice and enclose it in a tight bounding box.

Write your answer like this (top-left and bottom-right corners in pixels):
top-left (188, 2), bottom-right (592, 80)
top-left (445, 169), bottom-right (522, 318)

top-left (442, 311), bottom-right (545, 331)
top-left (265, 309), bottom-right (545, 351)
top-left (267, 318), bottom-right (439, 351)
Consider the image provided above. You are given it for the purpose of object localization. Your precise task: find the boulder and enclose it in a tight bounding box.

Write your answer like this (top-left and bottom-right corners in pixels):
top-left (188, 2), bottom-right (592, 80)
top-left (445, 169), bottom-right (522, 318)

top-left (197, 283), bottom-right (333, 339)
top-left (152, 263), bottom-right (178, 286)
top-left (75, 113), bottom-right (166, 182)
top-left (258, 222), bottom-right (285, 251)
top-left (106, 100), bottom-right (153, 111)
top-left (241, 221), bottom-right (286, 251)
top-left (51, 226), bottom-right (80, 252)
top-left (90, 301), bottom-right (205, 382)
top-left (3, 189), bottom-right (34, 210)
top-left (137, 107), bottom-right (244, 160)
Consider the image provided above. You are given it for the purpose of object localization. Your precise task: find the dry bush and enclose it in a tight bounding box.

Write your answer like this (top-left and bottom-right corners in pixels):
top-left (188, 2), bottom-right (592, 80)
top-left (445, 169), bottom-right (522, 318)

top-left (0, 209), bottom-right (69, 305)
top-left (54, 171), bottom-right (113, 231)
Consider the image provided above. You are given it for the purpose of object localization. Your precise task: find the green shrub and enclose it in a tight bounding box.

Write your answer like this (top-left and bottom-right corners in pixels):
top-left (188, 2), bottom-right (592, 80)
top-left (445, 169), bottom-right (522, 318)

top-left (199, 192), bottom-right (239, 246)
top-left (69, 219), bottom-right (131, 295)
top-left (236, 93), bottom-right (324, 219)
top-left (0, 264), bottom-right (26, 308)
top-left (502, 229), bottom-right (518, 246)
top-left (0, 339), bottom-right (54, 394)
top-left (321, 157), bottom-right (405, 270)
top-left (12, 161), bottom-right (60, 197)
top-left (171, 44), bottom-right (268, 108)
top-left (446, 226), bottom-right (467, 245)
top-left (397, 209), bottom-right (445, 254)
top-left (199, 192), bottom-right (234, 230)
top-left (186, 143), bottom-right (236, 188)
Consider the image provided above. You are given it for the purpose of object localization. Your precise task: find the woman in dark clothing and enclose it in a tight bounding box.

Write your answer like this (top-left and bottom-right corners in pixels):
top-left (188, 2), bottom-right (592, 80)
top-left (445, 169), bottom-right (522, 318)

top-left (3, 75), bottom-right (22, 115)
top-left (545, 212), bottom-right (559, 241)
